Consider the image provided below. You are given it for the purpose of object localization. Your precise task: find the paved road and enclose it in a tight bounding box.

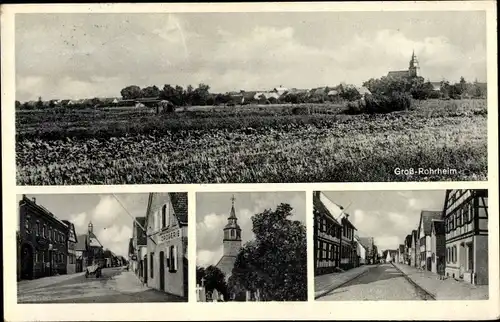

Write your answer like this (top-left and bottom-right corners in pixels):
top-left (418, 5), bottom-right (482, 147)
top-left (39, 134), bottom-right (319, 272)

top-left (318, 264), bottom-right (430, 301)
top-left (18, 267), bottom-right (186, 303)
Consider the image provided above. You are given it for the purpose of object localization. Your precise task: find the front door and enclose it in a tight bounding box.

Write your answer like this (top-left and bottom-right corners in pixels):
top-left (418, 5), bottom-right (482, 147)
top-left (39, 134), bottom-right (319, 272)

top-left (159, 251), bottom-right (165, 291)
top-left (21, 244), bottom-right (34, 280)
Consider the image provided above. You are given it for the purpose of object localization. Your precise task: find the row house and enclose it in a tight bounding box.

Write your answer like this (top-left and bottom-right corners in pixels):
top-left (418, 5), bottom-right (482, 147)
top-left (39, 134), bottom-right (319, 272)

top-left (358, 237), bottom-right (377, 264)
top-left (430, 219), bottom-right (446, 276)
top-left (313, 192), bottom-right (360, 274)
top-left (62, 220), bottom-right (78, 274)
top-left (313, 191), bottom-right (343, 275)
top-left (443, 189), bottom-right (488, 285)
top-left (130, 216), bottom-right (148, 283)
top-left (146, 193), bottom-right (189, 299)
top-left (417, 210), bottom-right (442, 271)
top-left (355, 235), bottom-right (367, 265)
top-left (339, 213), bottom-right (357, 270)
top-left (410, 230), bottom-right (418, 267)
top-left (17, 196), bottom-right (69, 280)
top-left (404, 235), bottom-right (412, 265)
top-left (398, 244), bottom-right (405, 264)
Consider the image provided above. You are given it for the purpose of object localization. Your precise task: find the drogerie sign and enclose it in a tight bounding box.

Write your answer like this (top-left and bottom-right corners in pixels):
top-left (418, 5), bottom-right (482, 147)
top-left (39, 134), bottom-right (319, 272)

top-left (158, 228), bottom-right (182, 244)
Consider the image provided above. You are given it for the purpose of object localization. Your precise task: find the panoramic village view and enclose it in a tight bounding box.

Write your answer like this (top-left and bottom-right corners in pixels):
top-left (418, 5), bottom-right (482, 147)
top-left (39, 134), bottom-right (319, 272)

top-left (314, 189), bottom-right (489, 301)
top-left (16, 192), bottom-right (188, 303)
top-left (195, 192), bottom-right (307, 302)
top-left (15, 11), bottom-right (487, 185)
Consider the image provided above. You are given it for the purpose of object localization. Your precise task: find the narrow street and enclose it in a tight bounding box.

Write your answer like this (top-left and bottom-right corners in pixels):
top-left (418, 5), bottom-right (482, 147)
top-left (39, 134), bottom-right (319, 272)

top-left (318, 264), bottom-right (433, 301)
top-left (18, 267), bottom-right (186, 303)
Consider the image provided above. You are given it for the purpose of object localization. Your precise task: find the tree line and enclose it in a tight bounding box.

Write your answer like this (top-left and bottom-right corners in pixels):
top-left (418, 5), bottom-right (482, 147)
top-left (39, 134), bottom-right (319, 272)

top-left (16, 76), bottom-right (486, 110)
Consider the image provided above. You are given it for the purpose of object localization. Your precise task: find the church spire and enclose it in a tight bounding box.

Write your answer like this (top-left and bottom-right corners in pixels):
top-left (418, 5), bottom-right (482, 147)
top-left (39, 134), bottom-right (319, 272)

top-left (229, 194), bottom-right (237, 219)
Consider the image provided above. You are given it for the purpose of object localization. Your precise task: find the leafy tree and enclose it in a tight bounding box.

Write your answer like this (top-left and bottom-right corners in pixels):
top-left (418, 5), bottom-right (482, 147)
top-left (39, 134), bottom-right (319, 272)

top-left (192, 83), bottom-right (211, 106)
top-left (141, 85), bottom-right (160, 98)
top-left (339, 87), bottom-right (362, 102)
top-left (15, 100), bottom-right (21, 109)
top-left (229, 203), bottom-right (307, 301)
top-left (196, 265), bottom-right (228, 299)
top-left (120, 85), bottom-right (142, 100)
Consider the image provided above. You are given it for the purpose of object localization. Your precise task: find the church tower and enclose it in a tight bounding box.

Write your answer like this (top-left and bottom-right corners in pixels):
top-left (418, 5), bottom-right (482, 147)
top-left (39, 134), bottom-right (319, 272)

top-left (222, 195), bottom-right (242, 257)
top-left (408, 50), bottom-right (420, 77)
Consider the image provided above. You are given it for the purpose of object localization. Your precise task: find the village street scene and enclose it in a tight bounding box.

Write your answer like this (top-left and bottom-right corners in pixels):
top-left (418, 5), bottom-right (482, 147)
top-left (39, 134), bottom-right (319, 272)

top-left (16, 193), bottom-right (188, 303)
top-left (314, 190), bottom-right (489, 301)
top-left (196, 192), bottom-right (307, 302)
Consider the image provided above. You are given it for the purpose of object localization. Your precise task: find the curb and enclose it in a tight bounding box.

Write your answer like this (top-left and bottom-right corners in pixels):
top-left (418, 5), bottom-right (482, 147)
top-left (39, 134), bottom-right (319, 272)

top-left (391, 263), bottom-right (436, 300)
top-left (314, 265), bottom-right (376, 299)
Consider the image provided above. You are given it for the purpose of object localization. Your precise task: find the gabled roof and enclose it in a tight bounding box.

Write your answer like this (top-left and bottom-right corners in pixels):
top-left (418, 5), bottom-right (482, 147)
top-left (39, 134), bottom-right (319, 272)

top-left (419, 210), bottom-right (443, 236)
top-left (75, 234), bottom-right (88, 251)
top-left (432, 219), bottom-right (445, 235)
top-left (216, 255), bottom-right (237, 281)
top-left (88, 231), bottom-right (103, 248)
top-left (169, 193), bottom-right (188, 225)
top-left (387, 70), bottom-right (409, 78)
top-left (405, 234), bottom-right (412, 248)
top-left (134, 217), bottom-right (147, 245)
top-left (358, 237), bottom-right (374, 252)
top-left (313, 192), bottom-right (341, 226)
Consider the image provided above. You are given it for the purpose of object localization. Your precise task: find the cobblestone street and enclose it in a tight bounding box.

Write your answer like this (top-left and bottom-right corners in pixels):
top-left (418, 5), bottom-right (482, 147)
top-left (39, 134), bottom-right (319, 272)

top-left (317, 264), bottom-right (432, 301)
top-left (18, 267), bottom-right (186, 303)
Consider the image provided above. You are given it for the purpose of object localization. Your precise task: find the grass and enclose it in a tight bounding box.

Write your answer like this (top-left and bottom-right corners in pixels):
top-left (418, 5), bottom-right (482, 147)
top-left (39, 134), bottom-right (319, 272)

top-left (15, 99), bottom-right (488, 184)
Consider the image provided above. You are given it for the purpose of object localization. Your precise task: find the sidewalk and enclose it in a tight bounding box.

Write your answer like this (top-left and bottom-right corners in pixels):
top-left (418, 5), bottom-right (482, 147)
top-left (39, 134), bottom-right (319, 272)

top-left (315, 265), bottom-right (374, 299)
top-left (392, 262), bottom-right (489, 300)
top-left (17, 272), bottom-right (85, 293)
top-left (107, 270), bottom-right (150, 293)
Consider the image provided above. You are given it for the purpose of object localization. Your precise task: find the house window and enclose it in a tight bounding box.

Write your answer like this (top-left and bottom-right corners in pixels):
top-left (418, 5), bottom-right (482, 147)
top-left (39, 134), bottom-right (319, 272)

top-left (35, 221), bottom-right (40, 236)
top-left (169, 245), bottom-right (178, 272)
top-left (161, 204), bottom-right (167, 228)
top-left (25, 215), bottom-right (31, 232)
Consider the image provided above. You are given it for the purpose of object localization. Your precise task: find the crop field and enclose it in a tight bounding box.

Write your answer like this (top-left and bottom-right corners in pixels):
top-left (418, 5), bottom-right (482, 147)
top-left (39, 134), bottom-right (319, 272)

top-left (16, 99), bottom-right (487, 185)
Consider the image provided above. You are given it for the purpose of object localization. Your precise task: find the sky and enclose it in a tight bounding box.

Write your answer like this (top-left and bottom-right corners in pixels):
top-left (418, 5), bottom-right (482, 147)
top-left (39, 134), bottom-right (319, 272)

top-left (196, 191), bottom-right (306, 267)
top-left (15, 11), bottom-right (487, 101)
top-left (17, 193), bottom-right (149, 257)
top-left (320, 190), bottom-right (446, 254)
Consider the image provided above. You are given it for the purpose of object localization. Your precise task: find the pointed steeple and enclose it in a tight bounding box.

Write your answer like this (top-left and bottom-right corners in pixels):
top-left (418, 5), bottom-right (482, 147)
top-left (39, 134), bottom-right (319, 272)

top-left (223, 195), bottom-right (241, 243)
top-left (229, 194), bottom-right (237, 219)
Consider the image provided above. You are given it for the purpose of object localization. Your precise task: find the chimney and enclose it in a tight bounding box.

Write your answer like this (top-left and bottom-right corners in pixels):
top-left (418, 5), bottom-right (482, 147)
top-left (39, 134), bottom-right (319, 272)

top-left (32, 197), bottom-right (36, 203)
top-left (314, 191), bottom-right (321, 199)
top-left (345, 214), bottom-right (349, 220)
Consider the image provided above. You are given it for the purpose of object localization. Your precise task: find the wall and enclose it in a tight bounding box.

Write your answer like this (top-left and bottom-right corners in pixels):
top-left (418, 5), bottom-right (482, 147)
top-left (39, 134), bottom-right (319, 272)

top-left (474, 235), bottom-right (488, 285)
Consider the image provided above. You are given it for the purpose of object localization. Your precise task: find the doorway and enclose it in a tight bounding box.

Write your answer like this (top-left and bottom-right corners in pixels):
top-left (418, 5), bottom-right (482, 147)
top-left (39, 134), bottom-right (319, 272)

top-left (159, 251), bottom-right (165, 291)
top-left (21, 244), bottom-right (34, 280)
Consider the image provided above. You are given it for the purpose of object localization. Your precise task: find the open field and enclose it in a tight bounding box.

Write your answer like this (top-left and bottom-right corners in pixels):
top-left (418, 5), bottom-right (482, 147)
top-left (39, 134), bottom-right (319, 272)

top-left (16, 99), bottom-right (487, 185)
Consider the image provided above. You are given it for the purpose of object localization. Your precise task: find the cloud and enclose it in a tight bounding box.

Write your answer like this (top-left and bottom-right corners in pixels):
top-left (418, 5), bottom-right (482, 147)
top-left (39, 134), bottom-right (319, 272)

top-left (15, 13), bottom-right (486, 101)
top-left (197, 246), bottom-right (223, 267)
top-left (92, 195), bottom-right (120, 224)
top-left (95, 224), bottom-right (133, 257)
top-left (69, 212), bottom-right (87, 228)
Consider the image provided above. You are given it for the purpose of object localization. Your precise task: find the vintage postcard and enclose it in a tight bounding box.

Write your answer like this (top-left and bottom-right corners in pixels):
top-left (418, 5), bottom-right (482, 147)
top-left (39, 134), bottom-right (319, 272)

top-left (1, 1), bottom-right (498, 322)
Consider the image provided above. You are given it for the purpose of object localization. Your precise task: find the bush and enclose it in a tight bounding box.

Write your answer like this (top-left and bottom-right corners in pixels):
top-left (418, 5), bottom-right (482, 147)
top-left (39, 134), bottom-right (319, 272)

top-left (291, 106), bottom-right (310, 115)
top-left (364, 92), bottom-right (413, 114)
